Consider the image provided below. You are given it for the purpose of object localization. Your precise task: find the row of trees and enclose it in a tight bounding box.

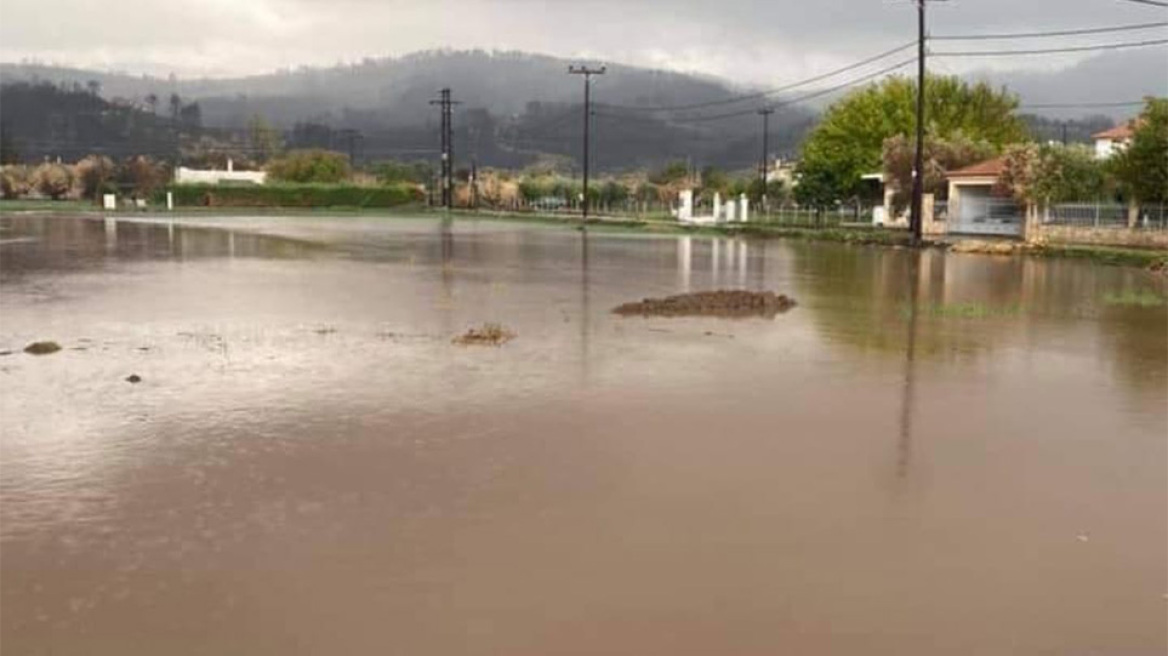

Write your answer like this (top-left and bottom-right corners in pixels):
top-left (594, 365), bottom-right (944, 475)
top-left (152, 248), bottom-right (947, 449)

top-left (0, 155), bottom-right (168, 200)
top-left (793, 72), bottom-right (1167, 209)
top-left (995, 100), bottom-right (1167, 207)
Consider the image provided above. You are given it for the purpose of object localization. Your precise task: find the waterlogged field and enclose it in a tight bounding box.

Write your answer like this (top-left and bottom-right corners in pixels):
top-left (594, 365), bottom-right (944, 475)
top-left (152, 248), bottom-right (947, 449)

top-left (1, 214), bottom-right (1166, 655)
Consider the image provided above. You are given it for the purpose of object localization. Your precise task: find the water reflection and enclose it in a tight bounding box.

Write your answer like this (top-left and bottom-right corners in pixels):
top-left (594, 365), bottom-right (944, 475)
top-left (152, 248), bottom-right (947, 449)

top-left (0, 215), bottom-right (322, 278)
top-left (1, 214), bottom-right (1164, 655)
top-left (897, 251), bottom-right (922, 483)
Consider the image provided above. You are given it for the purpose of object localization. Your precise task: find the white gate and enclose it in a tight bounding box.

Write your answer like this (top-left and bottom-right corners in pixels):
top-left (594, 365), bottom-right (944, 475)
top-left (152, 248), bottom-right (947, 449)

top-left (951, 191), bottom-right (1024, 237)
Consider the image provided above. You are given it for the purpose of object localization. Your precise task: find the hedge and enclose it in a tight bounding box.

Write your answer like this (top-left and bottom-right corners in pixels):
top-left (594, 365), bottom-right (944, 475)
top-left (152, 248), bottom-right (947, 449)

top-left (168, 183), bottom-right (422, 208)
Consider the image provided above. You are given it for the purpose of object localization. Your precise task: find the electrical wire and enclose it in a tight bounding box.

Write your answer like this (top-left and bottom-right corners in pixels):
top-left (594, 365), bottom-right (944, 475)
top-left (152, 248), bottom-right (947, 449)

top-left (607, 41), bottom-right (916, 113)
top-left (932, 21), bottom-right (1168, 40)
top-left (1019, 100), bottom-right (1150, 109)
top-left (933, 37), bottom-right (1168, 56)
top-left (648, 56), bottom-right (917, 124)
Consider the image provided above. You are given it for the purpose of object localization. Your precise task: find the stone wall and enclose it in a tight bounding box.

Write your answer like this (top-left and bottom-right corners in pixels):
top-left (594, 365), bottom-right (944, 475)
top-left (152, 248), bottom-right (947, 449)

top-left (1030, 224), bottom-right (1168, 249)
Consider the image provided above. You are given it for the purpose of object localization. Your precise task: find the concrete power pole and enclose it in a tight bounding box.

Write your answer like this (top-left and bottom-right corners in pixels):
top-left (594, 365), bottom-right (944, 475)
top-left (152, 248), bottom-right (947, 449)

top-left (758, 108), bottom-right (775, 212)
top-left (568, 65), bottom-right (606, 222)
top-left (429, 88), bottom-right (460, 210)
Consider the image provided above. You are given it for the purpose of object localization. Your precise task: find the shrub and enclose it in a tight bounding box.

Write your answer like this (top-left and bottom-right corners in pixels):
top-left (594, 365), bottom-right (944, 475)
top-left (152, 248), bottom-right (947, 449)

top-left (0, 164), bottom-right (33, 199)
top-left (119, 155), bottom-right (168, 197)
top-left (75, 154), bottom-right (116, 200)
top-left (266, 149), bottom-right (351, 184)
top-left (33, 162), bottom-right (75, 199)
top-left (169, 182), bottom-right (422, 208)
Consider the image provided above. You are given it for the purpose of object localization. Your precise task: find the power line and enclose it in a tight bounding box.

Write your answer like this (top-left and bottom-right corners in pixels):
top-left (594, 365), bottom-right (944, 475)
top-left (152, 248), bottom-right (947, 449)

top-left (1020, 99), bottom-right (1150, 109)
top-left (609, 41), bottom-right (916, 114)
top-left (654, 56), bottom-right (916, 124)
top-left (933, 20), bottom-right (1168, 40)
top-left (933, 37), bottom-right (1168, 56)
top-left (1119, 0), bottom-right (1168, 8)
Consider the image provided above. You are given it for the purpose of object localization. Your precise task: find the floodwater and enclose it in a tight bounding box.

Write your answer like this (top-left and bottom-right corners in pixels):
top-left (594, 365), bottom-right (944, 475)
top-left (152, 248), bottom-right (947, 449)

top-left (1, 213), bottom-right (1165, 655)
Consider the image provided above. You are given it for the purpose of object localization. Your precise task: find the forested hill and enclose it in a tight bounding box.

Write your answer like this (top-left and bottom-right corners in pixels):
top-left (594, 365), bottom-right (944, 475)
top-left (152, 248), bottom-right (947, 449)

top-left (0, 51), bottom-right (819, 171)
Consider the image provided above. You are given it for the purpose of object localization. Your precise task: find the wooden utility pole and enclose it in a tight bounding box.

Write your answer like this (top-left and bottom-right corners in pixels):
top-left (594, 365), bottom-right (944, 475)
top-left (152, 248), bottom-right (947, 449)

top-left (910, 0), bottom-right (928, 243)
top-left (568, 65), bottom-right (606, 222)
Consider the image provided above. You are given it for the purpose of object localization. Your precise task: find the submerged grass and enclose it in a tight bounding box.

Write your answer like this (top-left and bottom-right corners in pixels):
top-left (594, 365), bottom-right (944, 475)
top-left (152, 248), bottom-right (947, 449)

top-left (903, 302), bottom-right (1024, 320)
top-left (1103, 290), bottom-right (1167, 308)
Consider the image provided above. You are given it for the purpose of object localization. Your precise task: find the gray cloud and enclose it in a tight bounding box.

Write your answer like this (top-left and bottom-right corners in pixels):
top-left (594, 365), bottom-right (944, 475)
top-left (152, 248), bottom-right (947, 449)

top-left (1, 0), bottom-right (1165, 84)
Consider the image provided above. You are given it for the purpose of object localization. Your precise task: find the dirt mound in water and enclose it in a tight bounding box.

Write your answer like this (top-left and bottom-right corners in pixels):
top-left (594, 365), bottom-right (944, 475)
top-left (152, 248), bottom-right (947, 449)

top-left (453, 323), bottom-right (516, 346)
top-left (613, 290), bottom-right (796, 319)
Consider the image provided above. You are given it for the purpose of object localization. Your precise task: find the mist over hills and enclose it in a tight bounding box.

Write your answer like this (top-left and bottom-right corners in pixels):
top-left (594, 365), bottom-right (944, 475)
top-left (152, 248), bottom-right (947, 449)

top-left (1, 48), bottom-right (1163, 171)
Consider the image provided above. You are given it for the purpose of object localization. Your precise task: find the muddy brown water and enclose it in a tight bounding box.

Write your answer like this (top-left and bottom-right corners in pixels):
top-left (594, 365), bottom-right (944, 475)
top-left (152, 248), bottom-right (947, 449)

top-left (1, 213), bottom-right (1165, 655)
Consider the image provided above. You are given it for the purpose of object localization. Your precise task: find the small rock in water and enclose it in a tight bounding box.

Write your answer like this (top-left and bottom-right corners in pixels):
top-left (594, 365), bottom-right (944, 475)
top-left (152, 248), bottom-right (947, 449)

top-left (24, 341), bottom-right (62, 355)
top-left (1076, 534), bottom-right (1090, 543)
top-left (125, 374), bottom-right (142, 384)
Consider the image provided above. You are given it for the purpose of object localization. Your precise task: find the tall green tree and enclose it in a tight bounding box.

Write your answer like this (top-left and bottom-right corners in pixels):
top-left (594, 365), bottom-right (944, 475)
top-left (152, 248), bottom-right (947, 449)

top-left (266, 149), bottom-right (351, 184)
top-left (796, 74), bottom-right (1025, 205)
top-left (1109, 97), bottom-right (1168, 205)
top-left (248, 114), bottom-right (283, 164)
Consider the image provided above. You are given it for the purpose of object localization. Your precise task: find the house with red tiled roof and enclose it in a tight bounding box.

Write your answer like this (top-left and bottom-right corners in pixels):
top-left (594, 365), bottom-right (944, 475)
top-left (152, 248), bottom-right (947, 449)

top-left (1092, 121), bottom-right (1137, 159)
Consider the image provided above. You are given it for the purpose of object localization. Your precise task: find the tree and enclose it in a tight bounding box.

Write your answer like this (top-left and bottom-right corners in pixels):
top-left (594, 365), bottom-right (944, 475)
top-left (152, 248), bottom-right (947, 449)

top-left (797, 74), bottom-right (1025, 205)
top-left (265, 149), bottom-right (351, 183)
top-left (119, 155), bottom-right (167, 197)
top-left (33, 162), bottom-right (75, 200)
top-left (86, 80), bottom-right (101, 97)
top-left (882, 133), bottom-right (996, 212)
top-left (648, 160), bottom-right (689, 185)
top-left (169, 93), bottom-right (182, 121)
top-left (375, 160), bottom-right (434, 185)
top-left (179, 102), bottom-right (202, 130)
top-left (996, 143), bottom-right (1109, 204)
top-left (145, 93), bottom-right (159, 115)
top-left (0, 122), bottom-right (19, 164)
top-left (0, 164), bottom-right (33, 199)
top-left (700, 166), bottom-right (730, 193)
top-left (248, 114), bottom-right (283, 163)
top-left (1109, 97), bottom-right (1168, 205)
top-left (75, 154), bottom-right (116, 200)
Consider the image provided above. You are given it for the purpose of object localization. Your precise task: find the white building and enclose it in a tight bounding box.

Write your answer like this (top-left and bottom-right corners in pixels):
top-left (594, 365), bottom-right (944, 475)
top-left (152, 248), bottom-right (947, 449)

top-left (1092, 122), bottom-right (1135, 160)
top-left (174, 159), bottom-right (267, 185)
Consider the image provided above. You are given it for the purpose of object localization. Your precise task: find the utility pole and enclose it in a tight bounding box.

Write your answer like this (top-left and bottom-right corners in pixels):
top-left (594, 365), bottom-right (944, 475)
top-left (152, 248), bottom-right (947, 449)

top-left (568, 65), bottom-right (606, 222)
top-left (1061, 122), bottom-right (1068, 146)
top-left (429, 88), bottom-right (460, 210)
top-left (909, 0), bottom-right (928, 244)
top-left (758, 108), bottom-right (775, 211)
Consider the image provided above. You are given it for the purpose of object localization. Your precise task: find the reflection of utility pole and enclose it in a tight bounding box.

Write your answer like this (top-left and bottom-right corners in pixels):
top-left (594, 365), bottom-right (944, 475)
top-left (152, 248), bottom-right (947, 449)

top-left (429, 88), bottom-right (460, 210)
top-left (579, 231), bottom-right (592, 383)
top-left (896, 251), bottom-right (923, 482)
top-left (568, 65), bottom-right (606, 222)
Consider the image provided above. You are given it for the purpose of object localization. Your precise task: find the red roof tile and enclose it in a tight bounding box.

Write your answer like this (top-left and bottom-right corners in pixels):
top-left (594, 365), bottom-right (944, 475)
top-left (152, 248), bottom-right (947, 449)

top-left (947, 156), bottom-right (1007, 179)
top-left (1092, 122), bottom-right (1136, 140)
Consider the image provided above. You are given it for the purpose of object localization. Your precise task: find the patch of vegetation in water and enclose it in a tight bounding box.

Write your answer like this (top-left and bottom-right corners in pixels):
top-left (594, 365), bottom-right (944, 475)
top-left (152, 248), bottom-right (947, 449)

top-left (903, 302), bottom-right (1023, 320)
top-left (1103, 290), bottom-right (1167, 308)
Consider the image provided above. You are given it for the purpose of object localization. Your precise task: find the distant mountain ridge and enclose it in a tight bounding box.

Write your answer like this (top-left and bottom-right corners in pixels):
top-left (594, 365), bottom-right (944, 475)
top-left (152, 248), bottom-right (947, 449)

top-left (1, 48), bottom-right (1163, 171)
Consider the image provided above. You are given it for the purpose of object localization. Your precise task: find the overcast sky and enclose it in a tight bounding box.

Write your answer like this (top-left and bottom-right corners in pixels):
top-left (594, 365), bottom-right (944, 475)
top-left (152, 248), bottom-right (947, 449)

top-left (1, 0), bottom-right (1165, 83)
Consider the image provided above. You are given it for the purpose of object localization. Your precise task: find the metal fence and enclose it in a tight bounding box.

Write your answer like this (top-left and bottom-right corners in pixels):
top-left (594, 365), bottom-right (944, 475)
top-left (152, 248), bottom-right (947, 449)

top-left (1046, 203), bottom-right (1168, 230)
top-left (753, 204), bottom-right (873, 227)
